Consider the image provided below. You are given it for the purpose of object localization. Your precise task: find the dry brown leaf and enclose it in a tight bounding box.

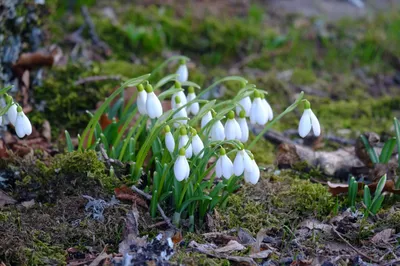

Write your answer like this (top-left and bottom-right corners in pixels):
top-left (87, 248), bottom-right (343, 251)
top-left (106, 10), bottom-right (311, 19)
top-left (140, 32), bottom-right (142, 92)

top-left (172, 231), bottom-right (183, 245)
top-left (214, 240), bottom-right (245, 253)
top-left (114, 185), bottom-right (148, 208)
top-left (370, 228), bottom-right (394, 244)
top-left (0, 190), bottom-right (16, 207)
top-left (21, 199), bottom-right (35, 209)
top-left (42, 120), bottom-right (51, 142)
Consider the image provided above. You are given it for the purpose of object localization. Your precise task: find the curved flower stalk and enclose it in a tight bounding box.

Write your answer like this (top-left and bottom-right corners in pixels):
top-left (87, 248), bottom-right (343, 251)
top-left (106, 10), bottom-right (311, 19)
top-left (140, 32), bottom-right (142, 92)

top-left (250, 90), bottom-right (268, 126)
top-left (137, 84), bottom-right (147, 115)
top-left (171, 81), bottom-right (187, 109)
top-left (164, 125), bottom-right (175, 153)
top-left (238, 110), bottom-right (249, 143)
top-left (243, 153), bottom-right (260, 184)
top-left (186, 86), bottom-right (199, 115)
top-left (174, 148), bottom-right (190, 181)
top-left (191, 128), bottom-right (204, 158)
top-left (172, 96), bottom-right (188, 128)
top-left (15, 105), bottom-right (32, 138)
top-left (201, 110), bottom-right (213, 129)
top-left (224, 110), bottom-right (242, 141)
top-left (216, 148), bottom-right (233, 179)
top-left (178, 127), bottom-right (192, 158)
top-left (145, 84), bottom-right (163, 119)
top-left (176, 59), bottom-right (188, 83)
top-left (260, 93), bottom-right (273, 122)
top-left (298, 100), bottom-right (321, 138)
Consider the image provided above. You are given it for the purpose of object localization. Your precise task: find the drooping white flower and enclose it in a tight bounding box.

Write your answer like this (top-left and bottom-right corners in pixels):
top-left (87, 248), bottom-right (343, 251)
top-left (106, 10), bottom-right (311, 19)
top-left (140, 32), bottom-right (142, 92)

top-left (176, 60), bottom-right (188, 83)
top-left (244, 155), bottom-right (260, 184)
top-left (173, 96), bottom-right (188, 128)
top-left (145, 84), bottom-right (163, 119)
top-left (137, 84), bottom-right (147, 115)
top-left (7, 103), bottom-right (18, 125)
top-left (224, 110), bottom-right (242, 140)
top-left (171, 81), bottom-right (187, 109)
top-left (298, 100), bottom-right (321, 138)
top-left (211, 119), bottom-right (225, 141)
top-left (233, 148), bottom-right (253, 176)
top-left (15, 106), bottom-right (32, 138)
top-left (191, 128), bottom-right (204, 158)
top-left (174, 148), bottom-right (190, 181)
top-left (201, 111), bottom-right (213, 129)
top-left (238, 110), bottom-right (249, 143)
top-left (215, 148), bottom-right (233, 179)
top-left (249, 90), bottom-right (268, 126)
top-left (178, 127), bottom-right (192, 158)
top-left (186, 86), bottom-right (199, 115)
top-left (260, 93), bottom-right (273, 121)
top-left (165, 125), bottom-right (175, 153)
top-left (236, 96), bottom-right (252, 117)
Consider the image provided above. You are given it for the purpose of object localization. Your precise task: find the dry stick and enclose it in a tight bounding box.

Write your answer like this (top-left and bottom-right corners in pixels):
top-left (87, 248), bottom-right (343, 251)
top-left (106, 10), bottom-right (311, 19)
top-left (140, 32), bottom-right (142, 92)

top-left (99, 144), bottom-right (124, 168)
top-left (131, 185), bottom-right (176, 230)
top-left (330, 224), bottom-right (379, 263)
top-left (75, 75), bottom-right (121, 86)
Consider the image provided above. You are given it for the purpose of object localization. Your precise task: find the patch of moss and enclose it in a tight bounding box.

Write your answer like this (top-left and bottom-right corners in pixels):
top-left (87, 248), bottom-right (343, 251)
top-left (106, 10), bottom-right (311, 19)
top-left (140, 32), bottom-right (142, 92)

top-left (172, 250), bottom-right (230, 265)
top-left (290, 68), bottom-right (317, 85)
top-left (248, 135), bottom-right (275, 165)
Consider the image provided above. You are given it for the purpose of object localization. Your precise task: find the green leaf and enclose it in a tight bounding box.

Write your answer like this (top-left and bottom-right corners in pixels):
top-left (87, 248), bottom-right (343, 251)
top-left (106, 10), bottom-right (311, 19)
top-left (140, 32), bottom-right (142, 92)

top-left (150, 189), bottom-right (158, 218)
top-left (370, 194), bottom-right (385, 215)
top-left (0, 85), bottom-right (13, 96)
top-left (181, 81), bottom-right (201, 89)
top-left (363, 185), bottom-right (371, 208)
top-left (394, 118), bottom-right (400, 188)
top-left (154, 74), bottom-right (178, 90)
top-left (108, 97), bottom-right (124, 119)
top-left (360, 135), bottom-right (379, 164)
top-left (374, 174), bottom-right (387, 198)
top-left (179, 195), bottom-right (212, 213)
top-left (158, 88), bottom-right (183, 101)
top-left (379, 138), bottom-right (396, 163)
top-left (64, 130), bottom-right (74, 152)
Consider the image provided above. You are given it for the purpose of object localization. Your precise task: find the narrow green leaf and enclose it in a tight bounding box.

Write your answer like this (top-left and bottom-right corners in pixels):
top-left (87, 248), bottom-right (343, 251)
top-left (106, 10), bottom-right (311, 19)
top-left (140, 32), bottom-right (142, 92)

top-left (374, 174), bottom-right (387, 198)
top-left (360, 135), bottom-right (379, 164)
top-left (64, 130), bottom-right (74, 152)
top-left (379, 138), bottom-right (396, 163)
top-left (179, 195), bottom-right (212, 213)
top-left (154, 74), bottom-right (178, 90)
top-left (363, 185), bottom-right (371, 208)
top-left (370, 194), bottom-right (385, 215)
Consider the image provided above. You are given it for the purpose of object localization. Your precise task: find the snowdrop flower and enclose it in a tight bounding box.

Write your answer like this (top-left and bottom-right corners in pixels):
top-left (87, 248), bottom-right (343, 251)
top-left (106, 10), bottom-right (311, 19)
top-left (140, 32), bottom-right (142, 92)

top-left (201, 110), bottom-right (213, 129)
top-left (186, 86), bottom-right (199, 115)
top-left (243, 154), bottom-right (260, 185)
top-left (236, 96), bottom-right (252, 117)
top-left (136, 84), bottom-right (147, 115)
top-left (260, 93), bottom-right (273, 122)
top-left (164, 125), bottom-right (175, 154)
top-left (174, 148), bottom-right (190, 181)
top-left (178, 127), bottom-right (192, 158)
top-left (249, 90), bottom-right (268, 126)
top-left (191, 128), bottom-right (204, 158)
top-left (171, 81), bottom-right (187, 109)
top-left (215, 148), bottom-right (233, 179)
top-left (210, 112), bottom-right (225, 141)
top-left (145, 84), bottom-right (163, 119)
top-left (238, 110), bottom-right (249, 143)
top-left (224, 110), bottom-right (242, 140)
top-left (7, 101), bottom-right (18, 125)
top-left (176, 59), bottom-right (188, 83)
top-left (298, 100), bottom-right (321, 138)
top-left (233, 147), bottom-right (253, 176)
top-left (15, 106), bottom-right (32, 138)
top-left (172, 96), bottom-right (188, 128)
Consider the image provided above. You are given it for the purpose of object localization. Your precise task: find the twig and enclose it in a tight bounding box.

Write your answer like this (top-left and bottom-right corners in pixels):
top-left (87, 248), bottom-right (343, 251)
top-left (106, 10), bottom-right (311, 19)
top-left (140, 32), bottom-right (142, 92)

top-left (81, 6), bottom-right (111, 55)
top-left (99, 144), bottom-right (124, 168)
top-left (74, 75), bottom-right (121, 86)
top-left (383, 259), bottom-right (400, 266)
top-left (330, 223), bottom-right (379, 263)
top-left (131, 185), bottom-right (176, 230)
top-left (147, 221), bottom-right (167, 228)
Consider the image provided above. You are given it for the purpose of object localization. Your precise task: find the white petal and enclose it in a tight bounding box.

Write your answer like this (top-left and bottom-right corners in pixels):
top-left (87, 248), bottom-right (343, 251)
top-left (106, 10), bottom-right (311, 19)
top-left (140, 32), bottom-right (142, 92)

top-left (262, 99), bottom-right (273, 121)
top-left (15, 113), bottom-right (26, 138)
top-left (233, 152), bottom-right (244, 176)
top-left (236, 96), bottom-right (252, 117)
top-left (137, 90), bottom-right (147, 114)
top-left (244, 159), bottom-right (260, 184)
top-left (22, 114), bottom-right (32, 135)
top-left (173, 103), bottom-right (188, 128)
top-left (255, 99), bottom-right (268, 125)
top-left (178, 135), bottom-right (192, 158)
top-left (224, 119), bottom-right (236, 140)
top-left (310, 110), bottom-right (321, 136)
top-left (298, 109), bottom-right (312, 138)
top-left (176, 64), bottom-right (188, 83)
top-left (192, 135), bottom-right (204, 158)
top-left (0, 116), bottom-right (2, 126)
top-left (233, 119), bottom-right (242, 140)
top-left (186, 93), bottom-right (199, 115)
top-left (165, 132), bottom-right (175, 153)
top-left (242, 151), bottom-right (253, 173)
top-left (171, 91), bottom-right (187, 109)
top-left (146, 92), bottom-right (163, 118)
top-left (201, 111), bottom-right (212, 129)
top-left (221, 155), bottom-right (233, 179)
top-left (216, 157), bottom-right (223, 178)
top-left (211, 121), bottom-right (225, 141)
top-left (174, 156), bottom-right (189, 181)
top-left (238, 118), bottom-right (249, 142)
top-left (7, 104), bottom-right (17, 125)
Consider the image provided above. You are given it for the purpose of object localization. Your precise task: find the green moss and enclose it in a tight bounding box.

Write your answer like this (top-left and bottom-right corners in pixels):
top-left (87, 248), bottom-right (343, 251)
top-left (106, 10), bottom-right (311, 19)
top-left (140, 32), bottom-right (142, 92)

top-left (290, 68), bottom-right (317, 85)
top-left (23, 232), bottom-right (66, 266)
top-left (172, 250), bottom-right (230, 265)
top-left (248, 135), bottom-right (275, 165)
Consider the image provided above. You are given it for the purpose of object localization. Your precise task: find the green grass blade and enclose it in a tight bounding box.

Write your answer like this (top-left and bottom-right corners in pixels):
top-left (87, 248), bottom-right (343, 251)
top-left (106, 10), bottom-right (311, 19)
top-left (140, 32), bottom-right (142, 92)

top-left (379, 137), bottom-right (396, 163)
top-left (64, 130), bottom-right (74, 152)
top-left (363, 185), bottom-right (371, 208)
top-left (360, 135), bottom-right (379, 164)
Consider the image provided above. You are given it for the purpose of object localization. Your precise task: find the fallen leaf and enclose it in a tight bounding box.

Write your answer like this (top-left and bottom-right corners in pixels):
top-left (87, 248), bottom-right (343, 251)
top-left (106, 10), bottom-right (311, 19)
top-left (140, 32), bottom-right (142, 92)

top-left (249, 249), bottom-right (272, 259)
top-left (124, 206), bottom-right (140, 239)
top-left (214, 240), bottom-right (245, 253)
top-left (0, 190), bottom-right (16, 207)
top-left (21, 199), bottom-right (35, 208)
top-left (238, 228), bottom-right (255, 245)
top-left (114, 185), bottom-right (148, 208)
top-left (371, 229), bottom-right (394, 244)
top-left (172, 231), bottom-right (183, 245)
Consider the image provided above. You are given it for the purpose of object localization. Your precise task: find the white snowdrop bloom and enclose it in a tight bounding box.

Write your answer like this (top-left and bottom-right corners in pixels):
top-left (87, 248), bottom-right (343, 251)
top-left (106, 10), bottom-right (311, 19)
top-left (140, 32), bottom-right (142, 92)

top-left (174, 148), bottom-right (190, 181)
top-left (238, 110), bottom-right (249, 143)
top-left (201, 111), bottom-right (213, 129)
top-left (164, 125), bottom-right (175, 153)
top-left (233, 148), bottom-right (253, 176)
top-left (176, 60), bottom-right (188, 83)
top-left (260, 93), bottom-right (273, 121)
top-left (7, 103), bottom-right (18, 125)
top-left (186, 86), bottom-right (199, 115)
top-left (215, 148), bottom-right (233, 179)
top-left (136, 84), bottom-right (147, 115)
top-left (244, 156), bottom-right (260, 185)
top-left (298, 100), bottom-right (321, 138)
top-left (178, 127), bottom-right (192, 158)
top-left (249, 90), bottom-right (268, 126)
top-left (224, 111), bottom-right (242, 140)
top-left (15, 106), bottom-right (32, 138)
top-left (191, 128), bottom-right (204, 158)
top-left (236, 96), bottom-right (252, 117)
top-left (145, 84), bottom-right (163, 119)
top-left (172, 96), bottom-right (188, 128)
top-left (211, 119), bottom-right (225, 141)
top-left (171, 81), bottom-right (187, 109)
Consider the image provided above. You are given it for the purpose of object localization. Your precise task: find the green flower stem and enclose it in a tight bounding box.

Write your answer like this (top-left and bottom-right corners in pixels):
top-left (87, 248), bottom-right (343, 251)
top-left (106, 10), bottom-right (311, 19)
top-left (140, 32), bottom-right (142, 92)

top-left (118, 115), bottom-right (146, 161)
top-left (248, 91), bottom-right (304, 150)
top-left (113, 107), bottom-right (139, 148)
